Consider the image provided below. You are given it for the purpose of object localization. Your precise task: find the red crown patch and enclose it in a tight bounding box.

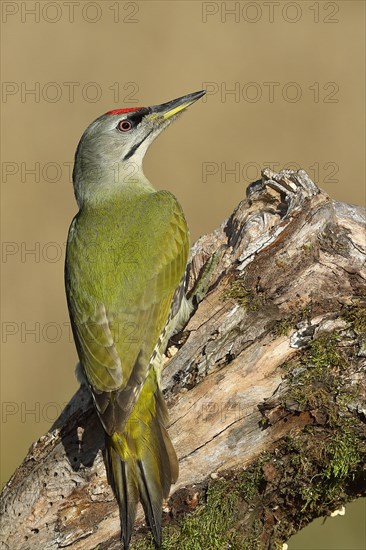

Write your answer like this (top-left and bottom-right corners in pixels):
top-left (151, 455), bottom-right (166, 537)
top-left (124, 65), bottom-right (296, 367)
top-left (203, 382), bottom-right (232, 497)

top-left (105, 107), bottom-right (143, 115)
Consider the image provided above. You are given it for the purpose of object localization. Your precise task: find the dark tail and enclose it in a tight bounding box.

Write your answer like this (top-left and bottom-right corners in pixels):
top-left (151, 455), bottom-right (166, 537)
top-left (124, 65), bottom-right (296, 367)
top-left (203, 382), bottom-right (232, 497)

top-left (105, 389), bottom-right (178, 549)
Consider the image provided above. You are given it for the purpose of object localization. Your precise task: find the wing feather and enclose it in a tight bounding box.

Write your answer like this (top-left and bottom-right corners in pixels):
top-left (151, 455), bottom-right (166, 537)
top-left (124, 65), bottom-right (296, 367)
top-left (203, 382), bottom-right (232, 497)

top-left (66, 190), bottom-right (189, 434)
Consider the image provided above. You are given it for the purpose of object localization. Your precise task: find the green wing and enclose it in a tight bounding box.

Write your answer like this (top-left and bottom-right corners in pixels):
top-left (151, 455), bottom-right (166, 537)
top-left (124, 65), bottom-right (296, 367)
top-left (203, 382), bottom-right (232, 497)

top-left (65, 190), bottom-right (189, 435)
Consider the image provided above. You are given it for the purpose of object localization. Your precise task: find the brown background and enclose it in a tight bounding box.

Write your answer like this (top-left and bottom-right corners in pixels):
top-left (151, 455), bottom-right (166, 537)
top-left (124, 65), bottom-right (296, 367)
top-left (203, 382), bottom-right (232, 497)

top-left (1, 1), bottom-right (365, 547)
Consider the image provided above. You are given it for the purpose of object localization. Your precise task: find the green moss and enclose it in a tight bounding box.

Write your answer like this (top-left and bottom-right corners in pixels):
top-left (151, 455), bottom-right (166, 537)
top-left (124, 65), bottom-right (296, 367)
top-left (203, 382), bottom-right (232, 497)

top-left (132, 481), bottom-right (238, 549)
top-left (240, 520), bottom-right (263, 550)
top-left (301, 243), bottom-right (313, 254)
top-left (281, 421), bottom-right (365, 515)
top-left (132, 421), bottom-right (365, 549)
top-left (305, 334), bottom-right (345, 369)
top-left (284, 333), bottom-right (348, 419)
top-left (276, 329), bottom-right (365, 515)
top-left (159, 462), bottom-right (267, 549)
top-left (131, 458), bottom-right (272, 550)
top-left (344, 298), bottom-right (366, 337)
top-left (167, 481), bottom-right (239, 549)
top-left (133, 328), bottom-right (365, 549)
top-left (132, 535), bottom-right (154, 549)
top-left (324, 428), bottom-right (361, 480)
top-left (272, 305), bottom-right (315, 339)
top-left (273, 318), bottom-right (295, 337)
top-left (223, 277), bottom-right (265, 311)
top-left (299, 305), bottom-right (312, 322)
top-left (237, 454), bottom-right (270, 501)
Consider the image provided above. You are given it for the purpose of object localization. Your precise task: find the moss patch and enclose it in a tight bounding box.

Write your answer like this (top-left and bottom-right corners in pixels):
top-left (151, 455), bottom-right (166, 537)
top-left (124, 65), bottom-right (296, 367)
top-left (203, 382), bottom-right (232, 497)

top-left (132, 458), bottom-right (272, 550)
top-left (301, 243), bottom-right (313, 255)
top-left (273, 317), bottom-right (296, 337)
top-left (282, 333), bottom-right (350, 425)
top-left (222, 277), bottom-right (265, 311)
top-left (343, 297), bottom-right (366, 337)
top-left (132, 323), bottom-right (365, 549)
top-left (274, 328), bottom-right (365, 520)
top-left (132, 416), bottom-right (365, 549)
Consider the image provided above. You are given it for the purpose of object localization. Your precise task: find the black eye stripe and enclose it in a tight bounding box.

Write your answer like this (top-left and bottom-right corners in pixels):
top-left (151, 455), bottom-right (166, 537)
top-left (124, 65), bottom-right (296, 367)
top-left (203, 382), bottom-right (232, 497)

top-left (126, 107), bottom-right (150, 125)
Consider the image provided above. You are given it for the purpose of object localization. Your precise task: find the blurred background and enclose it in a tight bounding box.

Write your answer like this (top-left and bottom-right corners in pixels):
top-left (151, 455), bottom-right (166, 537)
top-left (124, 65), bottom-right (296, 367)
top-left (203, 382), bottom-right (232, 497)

top-left (1, 1), bottom-right (365, 547)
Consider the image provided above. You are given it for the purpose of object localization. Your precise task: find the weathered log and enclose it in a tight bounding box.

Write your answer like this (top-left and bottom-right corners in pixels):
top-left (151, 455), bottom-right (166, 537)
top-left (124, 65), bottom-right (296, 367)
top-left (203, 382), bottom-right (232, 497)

top-left (1, 169), bottom-right (365, 550)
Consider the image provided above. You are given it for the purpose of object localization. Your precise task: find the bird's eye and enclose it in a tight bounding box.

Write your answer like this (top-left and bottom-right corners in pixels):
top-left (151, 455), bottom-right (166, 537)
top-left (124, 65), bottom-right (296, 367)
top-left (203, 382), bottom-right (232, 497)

top-left (118, 120), bottom-right (132, 132)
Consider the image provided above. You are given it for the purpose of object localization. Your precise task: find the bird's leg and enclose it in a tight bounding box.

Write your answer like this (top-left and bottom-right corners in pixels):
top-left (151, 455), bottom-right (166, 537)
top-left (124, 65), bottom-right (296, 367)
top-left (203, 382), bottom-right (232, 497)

top-left (188, 244), bottom-right (225, 308)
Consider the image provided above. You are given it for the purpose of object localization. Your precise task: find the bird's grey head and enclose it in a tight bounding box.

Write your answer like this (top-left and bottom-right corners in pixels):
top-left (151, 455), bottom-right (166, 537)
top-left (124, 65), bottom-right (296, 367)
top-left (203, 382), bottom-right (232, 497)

top-left (72, 90), bottom-right (206, 207)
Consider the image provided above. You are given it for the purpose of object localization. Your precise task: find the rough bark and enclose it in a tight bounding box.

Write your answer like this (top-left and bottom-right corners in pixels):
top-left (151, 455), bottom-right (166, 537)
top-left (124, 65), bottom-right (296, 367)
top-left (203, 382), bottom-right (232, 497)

top-left (1, 169), bottom-right (365, 550)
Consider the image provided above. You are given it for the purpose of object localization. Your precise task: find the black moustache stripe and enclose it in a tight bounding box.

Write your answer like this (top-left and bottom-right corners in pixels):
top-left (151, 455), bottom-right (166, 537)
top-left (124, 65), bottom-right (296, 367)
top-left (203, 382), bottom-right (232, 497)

top-left (123, 129), bottom-right (154, 161)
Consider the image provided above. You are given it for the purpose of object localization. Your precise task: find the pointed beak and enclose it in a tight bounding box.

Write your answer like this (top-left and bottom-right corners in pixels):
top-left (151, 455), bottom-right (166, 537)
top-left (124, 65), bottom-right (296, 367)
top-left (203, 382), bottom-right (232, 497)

top-left (150, 90), bottom-right (206, 121)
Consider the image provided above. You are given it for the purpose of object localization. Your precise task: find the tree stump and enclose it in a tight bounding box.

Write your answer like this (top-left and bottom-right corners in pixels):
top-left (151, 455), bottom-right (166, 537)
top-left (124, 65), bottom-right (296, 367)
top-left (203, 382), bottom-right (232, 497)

top-left (1, 169), bottom-right (365, 550)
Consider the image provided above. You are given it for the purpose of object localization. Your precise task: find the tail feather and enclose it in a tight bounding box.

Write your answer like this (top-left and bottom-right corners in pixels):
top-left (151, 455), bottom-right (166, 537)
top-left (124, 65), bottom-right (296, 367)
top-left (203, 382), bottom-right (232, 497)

top-left (105, 389), bottom-right (178, 549)
top-left (106, 445), bottom-right (139, 549)
top-left (154, 423), bottom-right (173, 498)
top-left (155, 389), bottom-right (179, 489)
top-left (137, 458), bottom-right (163, 546)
